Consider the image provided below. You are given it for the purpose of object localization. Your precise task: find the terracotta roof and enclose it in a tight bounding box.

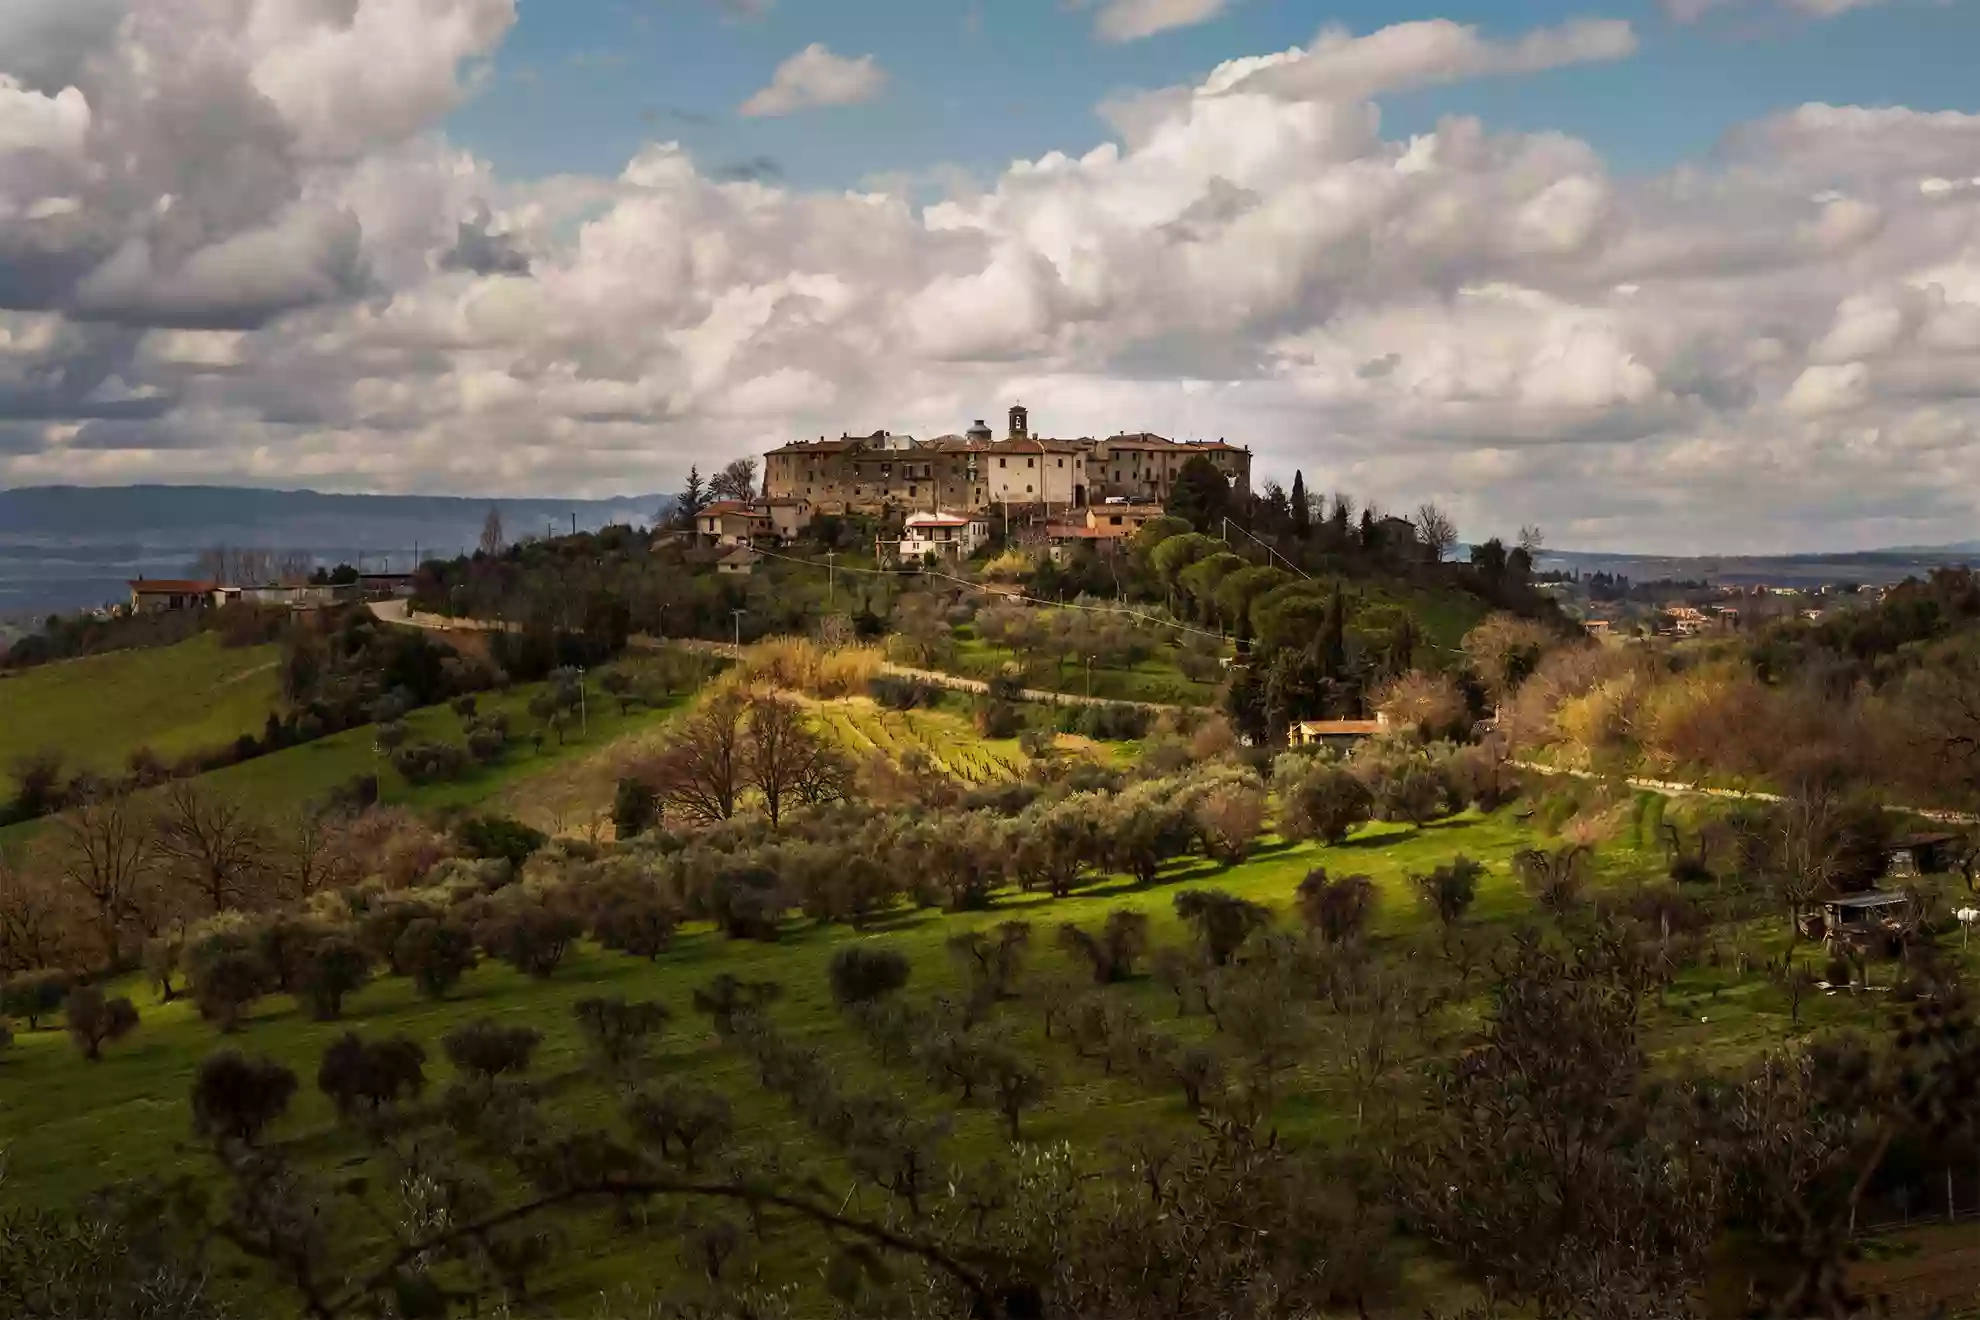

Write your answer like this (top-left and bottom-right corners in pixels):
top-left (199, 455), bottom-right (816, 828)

top-left (129, 579), bottom-right (217, 593)
top-left (717, 546), bottom-right (761, 564)
top-left (700, 501), bottom-right (764, 517)
top-left (766, 438), bottom-right (853, 454)
top-left (986, 437), bottom-right (1087, 454)
top-left (1046, 524), bottom-right (1104, 539)
top-left (1297, 719), bottom-right (1386, 737)
top-left (1098, 432), bottom-right (1175, 449)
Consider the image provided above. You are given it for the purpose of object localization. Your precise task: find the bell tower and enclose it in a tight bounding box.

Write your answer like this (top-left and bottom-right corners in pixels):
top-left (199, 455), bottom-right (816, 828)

top-left (1008, 403), bottom-right (1028, 440)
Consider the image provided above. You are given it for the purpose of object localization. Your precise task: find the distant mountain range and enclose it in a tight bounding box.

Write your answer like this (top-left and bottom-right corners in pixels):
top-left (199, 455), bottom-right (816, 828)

top-left (1535, 545), bottom-right (1980, 588)
top-left (0, 485), bottom-right (672, 619)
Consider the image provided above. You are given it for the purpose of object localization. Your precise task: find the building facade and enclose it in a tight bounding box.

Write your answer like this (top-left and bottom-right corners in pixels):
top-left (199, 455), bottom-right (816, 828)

top-left (763, 404), bottom-right (1250, 517)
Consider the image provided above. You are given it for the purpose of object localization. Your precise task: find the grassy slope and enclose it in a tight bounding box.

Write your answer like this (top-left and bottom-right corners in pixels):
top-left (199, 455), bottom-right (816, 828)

top-left (0, 805), bottom-right (1939, 1310)
top-left (0, 672), bottom-right (692, 856)
top-left (0, 633), bottom-right (282, 793)
top-left (948, 628), bottom-right (1224, 706)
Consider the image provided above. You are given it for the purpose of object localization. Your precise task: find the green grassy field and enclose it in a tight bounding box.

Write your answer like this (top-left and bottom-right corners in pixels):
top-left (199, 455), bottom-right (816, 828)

top-left (947, 627), bottom-right (1224, 706)
top-left (0, 803), bottom-right (1934, 1311)
top-left (0, 633), bottom-right (283, 795)
top-left (0, 668), bottom-right (693, 856)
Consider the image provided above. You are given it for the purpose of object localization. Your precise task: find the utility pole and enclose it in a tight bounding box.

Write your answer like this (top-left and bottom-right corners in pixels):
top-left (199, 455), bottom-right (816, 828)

top-left (826, 551), bottom-right (838, 610)
top-left (571, 512), bottom-right (577, 537)
top-left (731, 608), bottom-right (746, 649)
top-left (576, 666), bottom-right (588, 737)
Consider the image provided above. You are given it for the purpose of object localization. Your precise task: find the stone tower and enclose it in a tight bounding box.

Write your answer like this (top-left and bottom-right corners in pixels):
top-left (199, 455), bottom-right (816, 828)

top-left (1008, 403), bottom-right (1028, 440)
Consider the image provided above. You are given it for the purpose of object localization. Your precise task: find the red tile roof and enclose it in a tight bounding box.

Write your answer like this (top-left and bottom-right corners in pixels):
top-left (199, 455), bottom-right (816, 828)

top-left (1298, 719), bottom-right (1387, 737)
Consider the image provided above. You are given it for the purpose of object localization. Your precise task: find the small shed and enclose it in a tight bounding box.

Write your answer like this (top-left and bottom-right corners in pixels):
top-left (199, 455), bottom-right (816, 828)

top-left (1816, 891), bottom-right (1911, 942)
top-left (1885, 832), bottom-right (1958, 880)
top-left (716, 546), bottom-right (761, 577)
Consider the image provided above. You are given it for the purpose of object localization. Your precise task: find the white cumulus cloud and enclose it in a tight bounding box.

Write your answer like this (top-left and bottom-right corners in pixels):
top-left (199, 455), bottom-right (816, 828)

top-left (8, 6), bottom-right (1980, 552)
top-left (1092, 0), bottom-right (1230, 44)
top-left (738, 44), bottom-right (886, 117)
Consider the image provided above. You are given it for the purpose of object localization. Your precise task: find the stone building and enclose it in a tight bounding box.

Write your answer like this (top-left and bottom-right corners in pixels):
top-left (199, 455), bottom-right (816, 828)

top-left (762, 404), bottom-right (1250, 516)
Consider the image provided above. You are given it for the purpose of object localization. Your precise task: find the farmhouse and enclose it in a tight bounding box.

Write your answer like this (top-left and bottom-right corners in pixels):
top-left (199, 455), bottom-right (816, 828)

top-left (127, 578), bottom-right (219, 613)
top-left (1291, 714), bottom-right (1390, 749)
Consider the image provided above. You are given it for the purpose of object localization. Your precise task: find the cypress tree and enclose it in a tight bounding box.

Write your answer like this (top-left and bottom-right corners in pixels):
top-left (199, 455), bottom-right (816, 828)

top-left (1290, 471), bottom-right (1310, 539)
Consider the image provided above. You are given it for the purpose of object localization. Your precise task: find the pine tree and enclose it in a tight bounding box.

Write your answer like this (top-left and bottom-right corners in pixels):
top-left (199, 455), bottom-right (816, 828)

top-left (676, 466), bottom-right (707, 526)
top-left (1290, 472), bottom-right (1311, 539)
top-left (1317, 583), bottom-right (1348, 679)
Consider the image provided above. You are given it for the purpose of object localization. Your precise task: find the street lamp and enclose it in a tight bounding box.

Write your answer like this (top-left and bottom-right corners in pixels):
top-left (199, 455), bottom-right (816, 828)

top-left (731, 608), bottom-right (746, 649)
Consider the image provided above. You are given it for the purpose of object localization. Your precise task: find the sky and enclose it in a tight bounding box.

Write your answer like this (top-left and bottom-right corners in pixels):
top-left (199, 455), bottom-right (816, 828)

top-left (3, 1), bottom-right (1980, 554)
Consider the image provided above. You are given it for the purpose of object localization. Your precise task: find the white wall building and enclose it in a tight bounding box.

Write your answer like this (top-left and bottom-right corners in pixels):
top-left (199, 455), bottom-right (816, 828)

top-left (898, 511), bottom-right (989, 561)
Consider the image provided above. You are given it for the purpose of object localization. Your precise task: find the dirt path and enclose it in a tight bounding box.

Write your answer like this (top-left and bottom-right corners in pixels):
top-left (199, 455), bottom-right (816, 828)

top-left (1514, 760), bottom-right (1980, 827)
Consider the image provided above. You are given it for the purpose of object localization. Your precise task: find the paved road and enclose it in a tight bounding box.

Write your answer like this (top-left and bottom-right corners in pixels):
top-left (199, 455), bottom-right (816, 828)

top-left (368, 600), bottom-right (1181, 713)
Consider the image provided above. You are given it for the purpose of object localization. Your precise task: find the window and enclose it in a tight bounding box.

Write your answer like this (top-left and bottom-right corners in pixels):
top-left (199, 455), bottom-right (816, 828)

top-left (909, 485), bottom-right (918, 497)
top-left (999, 457), bottom-right (1007, 469)
top-left (1026, 485), bottom-right (1034, 494)
top-left (1109, 515), bottom-right (1122, 526)
top-left (1057, 458), bottom-right (1064, 468)
top-left (1026, 457), bottom-right (1035, 468)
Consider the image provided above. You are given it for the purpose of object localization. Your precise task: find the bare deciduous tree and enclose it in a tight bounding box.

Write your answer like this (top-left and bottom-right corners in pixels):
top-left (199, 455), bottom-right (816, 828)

top-left (0, 849), bottom-right (73, 973)
top-left (1412, 503), bottom-right (1458, 561)
top-left (707, 457), bottom-right (760, 504)
top-left (647, 690), bottom-right (749, 824)
top-left (54, 794), bottom-right (161, 962)
top-left (157, 782), bottom-right (268, 914)
top-left (479, 507), bottom-right (506, 556)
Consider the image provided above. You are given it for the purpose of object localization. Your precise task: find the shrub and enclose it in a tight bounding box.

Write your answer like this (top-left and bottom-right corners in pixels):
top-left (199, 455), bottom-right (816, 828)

top-left (1173, 889), bottom-right (1272, 966)
top-left (456, 815), bottom-right (548, 870)
top-left (1353, 743), bottom-right (1453, 826)
top-left (1057, 910), bottom-right (1151, 983)
top-left (827, 946), bottom-right (912, 1007)
top-left (574, 996), bottom-right (671, 1067)
top-left (442, 1020), bottom-right (543, 1079)
top-left (1414, 856), bottom-right (1484, 928)
top-left (975, 698), bottom-right (1024, 739)
top-left (592, 896), bottom-right (678, 959)
top-left (318, 1032), bottom-right (428, 1119)
top-left (625, 1083), bottom-right (734, 1172)
top-left (298, 935), bottom-right (372, 1020)
top-left (466, 725), bottom-right (507, 765)
top-left (1, 969), bottom-right (71, 1030)
top-left (870, 674), bottom-right (939, 711)
top-left (1296, 869), bottom-right (1377, 944)
top-left (189, 945), bottom-right (271, 1033)
top-left (395, 918), bottom-right (477, 999)
top-left (390, 741), bottom-right (472, 785)
top-left (1514, 845), bottom-right (1591, 913)
top-left (191, 1051), bottom-right (298, 1146)
top-left (361, 900), bottom-right (443, 973)
top-left (255, 917), bottom-right (333, 994)
top-left (1194, 785), bottom-right (1265, 864)
top-left (66, 985), bottom-right (139, 1061)
top-left (481, 904), bottom-right (584, 978)
top-left (1278, 764), bottom-right (1373, 845)
top-left (613, 777), bottom-right (661, 839)
top-left (946, 923), bottom-right (1032, 1001)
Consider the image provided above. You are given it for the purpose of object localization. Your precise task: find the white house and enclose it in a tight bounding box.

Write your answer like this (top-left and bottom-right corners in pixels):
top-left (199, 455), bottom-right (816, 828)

top-left (898, 511), bottom-right (989, 562)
